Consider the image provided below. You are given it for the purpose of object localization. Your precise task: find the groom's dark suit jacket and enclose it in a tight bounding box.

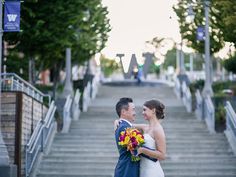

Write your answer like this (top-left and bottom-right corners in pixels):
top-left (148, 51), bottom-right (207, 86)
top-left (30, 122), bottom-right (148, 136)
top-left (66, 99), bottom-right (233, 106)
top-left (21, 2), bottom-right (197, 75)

top-left (114, 120), bottom-right (139, 177)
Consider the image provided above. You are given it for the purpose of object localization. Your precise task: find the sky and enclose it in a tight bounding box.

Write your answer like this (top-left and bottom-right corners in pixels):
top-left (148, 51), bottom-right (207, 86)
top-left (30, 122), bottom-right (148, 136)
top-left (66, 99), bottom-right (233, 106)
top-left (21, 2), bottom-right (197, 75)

top-left (101, 0), bottom-right (180, 59)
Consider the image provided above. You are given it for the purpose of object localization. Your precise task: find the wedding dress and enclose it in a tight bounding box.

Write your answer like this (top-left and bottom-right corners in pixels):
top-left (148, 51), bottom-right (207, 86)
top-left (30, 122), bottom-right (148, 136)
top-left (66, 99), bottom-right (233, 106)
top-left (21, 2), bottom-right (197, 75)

top-left (140, 134), bottom-right (164, 177)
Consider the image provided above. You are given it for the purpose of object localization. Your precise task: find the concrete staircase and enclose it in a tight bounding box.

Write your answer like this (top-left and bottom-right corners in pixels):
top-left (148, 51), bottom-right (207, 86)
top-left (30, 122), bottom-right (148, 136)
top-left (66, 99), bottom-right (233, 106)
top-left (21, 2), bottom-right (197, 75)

top-left (36, 106), bottom-right (117, 177)
top-left (35, 84), bottom-right (236, 177)
top-left (162, 106), bottom-right (236, 177)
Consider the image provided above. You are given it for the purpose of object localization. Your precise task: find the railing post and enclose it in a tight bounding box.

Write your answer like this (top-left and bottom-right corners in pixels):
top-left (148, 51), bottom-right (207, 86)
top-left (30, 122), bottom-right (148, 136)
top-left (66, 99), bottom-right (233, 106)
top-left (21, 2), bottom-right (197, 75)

top-left (224, 101), bottom-right (236, 155)
top-left (11, 76), bottom-right (14, 90)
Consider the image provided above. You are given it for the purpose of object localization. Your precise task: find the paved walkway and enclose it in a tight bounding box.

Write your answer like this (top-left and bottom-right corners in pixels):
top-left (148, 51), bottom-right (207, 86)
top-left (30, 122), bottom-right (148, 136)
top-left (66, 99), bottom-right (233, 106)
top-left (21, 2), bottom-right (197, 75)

top-left (36, 81), bottom-right (236, 177)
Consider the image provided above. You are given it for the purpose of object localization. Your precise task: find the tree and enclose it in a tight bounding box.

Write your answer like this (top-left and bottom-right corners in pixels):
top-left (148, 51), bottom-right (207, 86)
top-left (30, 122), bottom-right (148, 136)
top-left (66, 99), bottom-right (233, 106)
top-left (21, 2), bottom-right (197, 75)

top-left (4, 0), bottom-right (111, 97)
top-left (173, 0), bottom-right (224, 54)
top-left (224, 55), bottom-right (236, 74)
top-left (100, 55), bottom-right (120, 77)
top-left (213, 0), bottom-right (236, 46)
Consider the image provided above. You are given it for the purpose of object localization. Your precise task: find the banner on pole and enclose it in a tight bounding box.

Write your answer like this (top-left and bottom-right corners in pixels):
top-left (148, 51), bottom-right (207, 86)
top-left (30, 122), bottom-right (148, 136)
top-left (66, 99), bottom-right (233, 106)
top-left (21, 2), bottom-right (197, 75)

top-left (4, 1), bottom-right (21, 32)
top-left (196, 26), bottom-right (205, 41)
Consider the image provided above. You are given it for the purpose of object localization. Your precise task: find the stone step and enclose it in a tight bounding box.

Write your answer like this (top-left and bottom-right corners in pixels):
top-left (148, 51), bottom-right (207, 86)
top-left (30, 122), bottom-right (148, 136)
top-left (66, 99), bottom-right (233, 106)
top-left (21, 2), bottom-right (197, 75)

top-left (49, 148), bottom-right (233, 155)
top-left (38, 167), bottom-right (236, 177)
top-left (37, 168), bottom-right (113, 175)
top-left (54, 134), bottom-right (226, 140)
top-left (39, 161), bottom-right (236, 169)
top-left (52, 138), bottom-right (229, 145)
top-left (39, 164), bottom-right (236, 174)
top-left (37, 175), bottom-right (112, 177)
top-left (42, 157), bottom-right (236, 164)
top-left (164, 171), bottom-right (236, 177)
top-left (51, 143), bottom-right (230, 150)
top-left (44, 153), bottom-right (235, 160)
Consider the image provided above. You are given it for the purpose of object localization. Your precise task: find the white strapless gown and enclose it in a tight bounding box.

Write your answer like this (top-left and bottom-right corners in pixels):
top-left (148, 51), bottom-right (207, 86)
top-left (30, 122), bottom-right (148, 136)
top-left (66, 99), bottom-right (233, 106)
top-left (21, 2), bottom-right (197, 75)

top-left (140, 134), bottom-right (164, 177)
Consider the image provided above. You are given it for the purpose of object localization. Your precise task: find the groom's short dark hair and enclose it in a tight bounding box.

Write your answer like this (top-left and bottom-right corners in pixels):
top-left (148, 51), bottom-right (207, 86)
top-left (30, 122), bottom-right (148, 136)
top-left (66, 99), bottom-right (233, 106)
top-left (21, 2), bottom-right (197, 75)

top-left (116, 97), bottom-right (133, 117)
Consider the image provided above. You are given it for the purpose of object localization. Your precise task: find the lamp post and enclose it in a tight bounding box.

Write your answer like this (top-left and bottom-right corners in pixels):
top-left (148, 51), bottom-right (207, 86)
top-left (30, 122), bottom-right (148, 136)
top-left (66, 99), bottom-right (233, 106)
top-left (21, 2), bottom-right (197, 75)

top-left (0, 1), bottom-right (10, 165)
top-left (188, 0), bottom-right (213, 97)
top-left (202, 0), bottom-right (213, 97)
top-left (62, 48), bottom-right (73, 97)
top-left (175, 43), bottom-right (184, 74)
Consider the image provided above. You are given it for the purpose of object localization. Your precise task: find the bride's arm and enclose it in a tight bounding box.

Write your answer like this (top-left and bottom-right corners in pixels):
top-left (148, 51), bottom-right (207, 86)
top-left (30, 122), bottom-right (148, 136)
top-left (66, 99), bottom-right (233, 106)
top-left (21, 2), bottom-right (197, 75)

top-left (132, 124), bottom-right (148, 132)
top-left (113, 119), bottom-right (148, 132)
top-left (138, 126), bottom-right (166, 160)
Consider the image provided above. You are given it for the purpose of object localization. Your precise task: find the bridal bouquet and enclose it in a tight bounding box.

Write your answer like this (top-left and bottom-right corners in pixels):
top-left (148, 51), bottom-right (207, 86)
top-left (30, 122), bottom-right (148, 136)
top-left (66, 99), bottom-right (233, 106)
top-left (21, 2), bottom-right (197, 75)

top-left (118, 127), bottom-right (145, 161)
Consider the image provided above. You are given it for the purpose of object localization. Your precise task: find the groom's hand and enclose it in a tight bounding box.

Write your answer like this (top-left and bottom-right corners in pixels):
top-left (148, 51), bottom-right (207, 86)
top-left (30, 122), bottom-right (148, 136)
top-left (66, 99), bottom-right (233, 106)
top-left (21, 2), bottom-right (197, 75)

top-left (114, 119), bottom-right (121, 131)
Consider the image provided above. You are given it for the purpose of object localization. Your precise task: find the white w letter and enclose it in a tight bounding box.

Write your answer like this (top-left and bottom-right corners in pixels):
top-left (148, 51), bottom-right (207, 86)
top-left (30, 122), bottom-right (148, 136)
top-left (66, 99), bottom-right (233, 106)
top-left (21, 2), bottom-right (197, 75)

top-left (7, 14), bottom-right (17, 22)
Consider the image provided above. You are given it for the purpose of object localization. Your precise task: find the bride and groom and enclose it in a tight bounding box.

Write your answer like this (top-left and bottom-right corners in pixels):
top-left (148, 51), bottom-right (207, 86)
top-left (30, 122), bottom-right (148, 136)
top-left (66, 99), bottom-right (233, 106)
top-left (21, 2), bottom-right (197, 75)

top-left (114, 97), bottom-right (166, 177)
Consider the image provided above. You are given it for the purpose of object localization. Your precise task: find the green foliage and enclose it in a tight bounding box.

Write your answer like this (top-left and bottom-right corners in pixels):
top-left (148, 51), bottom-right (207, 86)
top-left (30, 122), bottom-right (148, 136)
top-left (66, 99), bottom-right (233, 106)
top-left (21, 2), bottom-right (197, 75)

top-left (4, 0), bottom-right (111, 79)
top-left (3, 50), bottom-right (28, 80)
top-left (212, 81), bottom-right (231, 93)
top-left (163, 48), bottom-right (176, 70)
top-left (224, 54), bottom-right (236, 74)
top-left (189, 79), bottom-right (205, 93)
top-left (213, 0), bottom-right (236, 45)
top-left (215, 104), bottom-right (226, 125)
top-left (35, 84), bottom-right (53, 94)
top-left (190, 79), bottom-right (236, 97)
top-left (100, 56), bottom-right (120, 77)
top-left (149, 64), bottom-right (160, 75)
top-left (173, 0), bottom-right (224, 54)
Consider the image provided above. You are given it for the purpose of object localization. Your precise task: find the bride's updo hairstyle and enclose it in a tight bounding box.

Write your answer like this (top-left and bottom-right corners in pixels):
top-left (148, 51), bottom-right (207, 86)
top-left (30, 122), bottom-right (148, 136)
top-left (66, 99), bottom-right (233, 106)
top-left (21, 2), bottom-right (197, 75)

top-left (144, 99), bottom-right (165, 119)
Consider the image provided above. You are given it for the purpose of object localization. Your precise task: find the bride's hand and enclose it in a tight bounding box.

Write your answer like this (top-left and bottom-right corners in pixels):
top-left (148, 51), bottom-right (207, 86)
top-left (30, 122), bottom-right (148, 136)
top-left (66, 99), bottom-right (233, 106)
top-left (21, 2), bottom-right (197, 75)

top-left (137, 147), bottom-right (144, 156)
top-left (114, 119), bottom-right (121, 131)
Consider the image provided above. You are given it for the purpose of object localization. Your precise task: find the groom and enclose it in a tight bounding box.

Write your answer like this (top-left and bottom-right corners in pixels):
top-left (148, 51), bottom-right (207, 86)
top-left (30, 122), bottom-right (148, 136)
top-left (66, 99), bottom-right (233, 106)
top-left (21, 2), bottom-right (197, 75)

top-left (114, 97), bottom-right (139, 177)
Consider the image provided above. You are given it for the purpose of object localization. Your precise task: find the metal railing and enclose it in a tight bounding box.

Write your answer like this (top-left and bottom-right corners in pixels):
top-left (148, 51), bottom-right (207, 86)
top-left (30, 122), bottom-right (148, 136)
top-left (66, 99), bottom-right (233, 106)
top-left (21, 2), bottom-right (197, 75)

top-left (61, 95), bottom-right (73, 133)
top-left (204, 96), bottom-right (215, 133)
top-left (182, 81), bottom-right (192, 112)
top-left (25, 101), bottom-right (57, 177)
top-left (225, 101), bottom-right (236, 155)
top-left (1, 73), bottom-right (51, 104)
top-left (195, 89), bottom-right (203, 120)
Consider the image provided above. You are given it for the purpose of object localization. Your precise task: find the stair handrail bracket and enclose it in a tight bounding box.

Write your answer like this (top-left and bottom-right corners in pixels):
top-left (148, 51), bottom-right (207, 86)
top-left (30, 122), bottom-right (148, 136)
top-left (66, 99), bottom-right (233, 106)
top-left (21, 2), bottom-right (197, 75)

top-left (225, 101), bottom-right (236, 155)
top-left (61, 95), bottom-right (73, 133)
top-left (204, 95), bottom-right (215, 134)
top-left (25, 101), bottom-right (57, 177)
top-left (1, 73), bottom-right (51, 104)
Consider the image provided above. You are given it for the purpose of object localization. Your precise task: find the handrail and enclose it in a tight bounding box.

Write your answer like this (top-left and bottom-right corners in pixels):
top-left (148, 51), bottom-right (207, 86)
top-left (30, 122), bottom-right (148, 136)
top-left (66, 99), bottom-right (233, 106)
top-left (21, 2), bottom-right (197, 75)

top-left (225, 101), bottom-right (236, 155)
top-left (195, 89), bottom-right (203, 120)
top-left (182, 81), bottom-right (192, 112)
top-left (25, 101), bottom-right (57, 177)
top-left (225, 101), bottom-right (236, 128)
top-left (204, 96), bottom-right (215, 133)
top-left (1, 73), bottom-right (51, 104)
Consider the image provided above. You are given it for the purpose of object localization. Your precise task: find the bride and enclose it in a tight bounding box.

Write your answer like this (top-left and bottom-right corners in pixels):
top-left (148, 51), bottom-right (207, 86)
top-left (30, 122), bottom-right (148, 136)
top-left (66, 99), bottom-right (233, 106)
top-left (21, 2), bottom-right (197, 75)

top-left (114, 99), bottom-right (166, 177)
top-left (135, 99), bottom-right (166, 177)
